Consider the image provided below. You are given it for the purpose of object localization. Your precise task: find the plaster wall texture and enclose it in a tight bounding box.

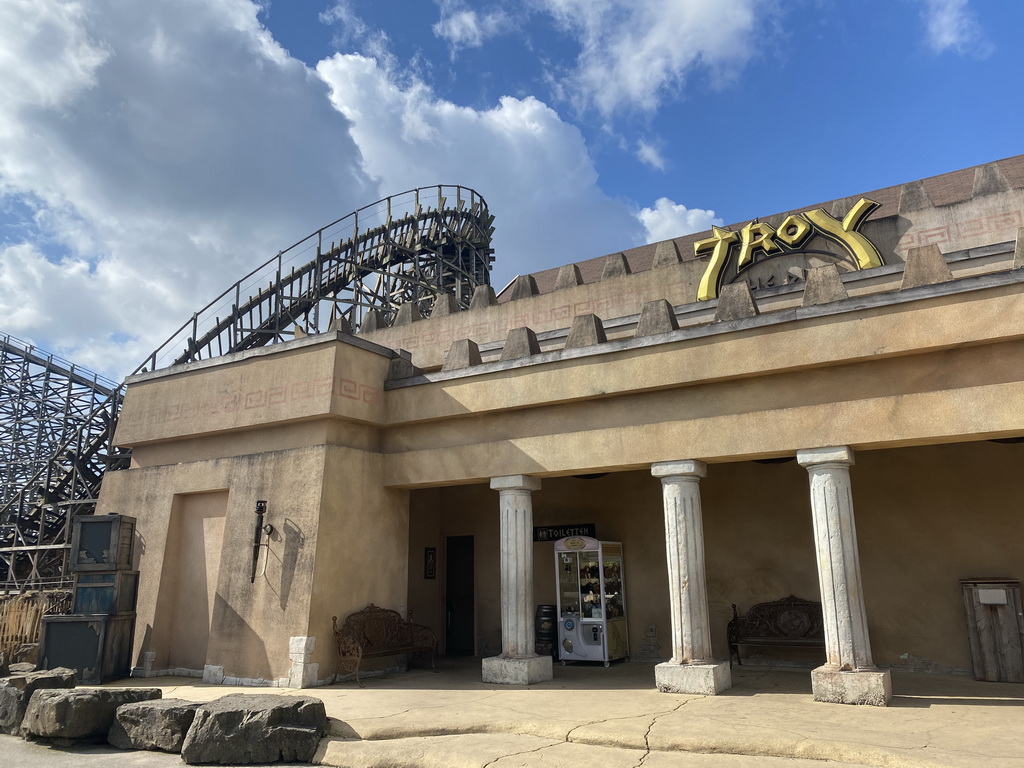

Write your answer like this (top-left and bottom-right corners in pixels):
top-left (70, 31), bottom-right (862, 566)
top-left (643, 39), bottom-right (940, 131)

top-left (97, 444), bottom-right (328, 683)
top-left (117, 336), bottom-right (391, 447)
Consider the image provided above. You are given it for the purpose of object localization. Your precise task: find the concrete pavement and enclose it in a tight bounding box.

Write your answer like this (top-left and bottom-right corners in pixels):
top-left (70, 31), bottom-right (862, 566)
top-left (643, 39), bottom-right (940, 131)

top-left (97, 658), bottom-right (1024, 767)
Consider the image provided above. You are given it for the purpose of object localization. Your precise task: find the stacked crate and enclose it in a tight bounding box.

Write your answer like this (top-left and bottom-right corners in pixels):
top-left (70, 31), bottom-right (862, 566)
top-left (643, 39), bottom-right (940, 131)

top-left (39, 514), bottom-right (138, 683)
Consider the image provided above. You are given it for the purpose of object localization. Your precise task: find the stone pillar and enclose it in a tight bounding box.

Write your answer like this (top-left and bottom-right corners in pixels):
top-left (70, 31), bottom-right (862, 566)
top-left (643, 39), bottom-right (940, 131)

top-left (287, 636), bottom-right (319, 688)
top-left (797, 446), bottom-right (891, 706)
top-left (650, 460), bottom-right (731, 695)
top-left (481, 475), bottom-right (553, 685)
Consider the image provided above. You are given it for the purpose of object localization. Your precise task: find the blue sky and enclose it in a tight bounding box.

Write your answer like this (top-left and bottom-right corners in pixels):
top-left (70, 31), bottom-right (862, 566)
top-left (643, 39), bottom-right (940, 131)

top-left (0, 0), bottom-right (1020, 378)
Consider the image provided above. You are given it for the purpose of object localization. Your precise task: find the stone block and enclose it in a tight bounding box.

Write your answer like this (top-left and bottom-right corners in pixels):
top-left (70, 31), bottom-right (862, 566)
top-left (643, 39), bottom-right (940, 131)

top-left (553, 264), bottom-right (583, 290)
top-left (203, 665), bottom-right (224, 684)
top-left (442, 339), bottom-right (482, 371)
top-left (327, 315), bottom-right (353, 334)
top-left (811, 666), bottom-right (892, 706)
top-left (12, 643), bottom-right (38, 665)
top-left (393, 302), bottom-right (423, 326)
top-left (601, 252), bottom-right (631, 279)
top-left (509, 274), bottom-right (539, 300)
top-left (901, 244), bottom-right (952, 290)
top-left (108, 698), bottom-right (200, 752)
top-left (0, 666), bottom-right (76, 735)
top-left (972, 163), bottom-right (1010, 197)
top-left (714, 282), bottom-right (759, 321)
top-left (564, 314), bottom-right (607, 349)
top-left (500, 327), bottom-right (541, 361)
top-left (802, 264), bottom-right (848, 306)
top-left (797, 445), bottom-right (854, 467)
top-left (22, 687), bottom-right (161, 741)
top-left (470, 285), bottom-right (497, 309)
top-left (431, 294), bottom-right (460, 317)
top-left (481, 655), bottom-right (552, 685)
top-left (635, 299), bottom-right (678, 337)
top-left (289, 636), bottom-right (316, 656)
top-left (180, 693), bottom-right (327, 765)
top-left (387, 352), bottom-right (421, 380)
top-left (655, 662), bottom-right (731, 695)
top-left (651, 459), bottom-right (706, 479)
top-left (652, 240), bottom-right (682, 268)
top-left (359, 308), bottom-right (384, 333)
top-left (898, 180), bottom-right (932, 213)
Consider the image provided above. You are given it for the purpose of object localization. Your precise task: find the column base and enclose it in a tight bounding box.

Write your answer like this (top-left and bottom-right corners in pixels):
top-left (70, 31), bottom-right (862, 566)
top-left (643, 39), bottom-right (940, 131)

top-left (481, 655), bottom-right (553, 685)
top-left (655, 661), bottom-right (732, 695)
top-left (811, 666), bottom-right (892, 706)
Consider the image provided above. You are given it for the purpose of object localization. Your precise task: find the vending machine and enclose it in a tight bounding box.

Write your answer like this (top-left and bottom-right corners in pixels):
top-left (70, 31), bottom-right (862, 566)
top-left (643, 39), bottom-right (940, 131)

top-left (554, 536), bottom-right (628, 666)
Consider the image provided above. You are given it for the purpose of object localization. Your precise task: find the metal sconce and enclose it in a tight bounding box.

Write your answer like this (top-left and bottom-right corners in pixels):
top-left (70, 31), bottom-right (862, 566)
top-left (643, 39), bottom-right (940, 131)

top-left (251, 499), bottom-right (273, 583)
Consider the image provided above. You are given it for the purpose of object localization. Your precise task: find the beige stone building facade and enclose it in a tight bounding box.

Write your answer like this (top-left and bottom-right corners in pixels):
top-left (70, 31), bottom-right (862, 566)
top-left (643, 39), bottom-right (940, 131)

top-left (100, 156), bottom-right (1024, 705)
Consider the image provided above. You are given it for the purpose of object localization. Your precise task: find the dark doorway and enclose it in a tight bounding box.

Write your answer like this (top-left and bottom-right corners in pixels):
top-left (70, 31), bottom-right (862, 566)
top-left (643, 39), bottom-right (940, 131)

top-left (445, 535), bottom-right (475, 656)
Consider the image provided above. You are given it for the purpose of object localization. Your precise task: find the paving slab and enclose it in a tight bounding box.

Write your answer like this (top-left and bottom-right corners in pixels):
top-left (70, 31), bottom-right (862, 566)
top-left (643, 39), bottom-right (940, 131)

top-left (100, 660), bottom-right (1024, 768)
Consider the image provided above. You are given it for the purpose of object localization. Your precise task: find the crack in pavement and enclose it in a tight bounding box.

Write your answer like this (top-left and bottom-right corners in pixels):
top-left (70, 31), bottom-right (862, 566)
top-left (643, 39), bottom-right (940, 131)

top-left (634, 699), bottom-right (689, 768)
top-left (481, 739), bottom-right (563, 768)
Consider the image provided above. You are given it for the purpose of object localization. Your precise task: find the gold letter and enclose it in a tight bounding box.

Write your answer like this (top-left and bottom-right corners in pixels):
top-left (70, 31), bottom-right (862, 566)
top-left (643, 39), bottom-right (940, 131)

top-left (737, 221), bottom-right (781, 267)
top-left (696, 227), bottom-right (740, 301)
top-left (803, 198), bottom-right (883, 270)
top-left (775, 214), bottom-right (812, 248)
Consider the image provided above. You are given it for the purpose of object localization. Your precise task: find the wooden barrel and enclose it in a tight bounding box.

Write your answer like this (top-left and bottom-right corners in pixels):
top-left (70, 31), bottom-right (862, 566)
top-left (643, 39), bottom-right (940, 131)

top-left (535, 604), bottom-right (557, 657)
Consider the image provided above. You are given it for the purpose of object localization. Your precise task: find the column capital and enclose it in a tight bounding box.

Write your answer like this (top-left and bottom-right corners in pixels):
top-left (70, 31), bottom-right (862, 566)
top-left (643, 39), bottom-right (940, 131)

top-left (651, 460), bottom-right (707, 480)
top-left (797, 446), bottom-right (854, 468)
top-left (490, 474), bottom-right (542, 492)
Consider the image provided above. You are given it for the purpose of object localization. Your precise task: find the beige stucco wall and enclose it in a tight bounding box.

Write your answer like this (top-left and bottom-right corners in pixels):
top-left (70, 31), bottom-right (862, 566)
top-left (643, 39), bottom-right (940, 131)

top-left (406, 441), bottom-right (1024, 673)
top-left (101, 197), bottom-right (1024, 685)
top-left (98, 444), bottom-right (327, 680)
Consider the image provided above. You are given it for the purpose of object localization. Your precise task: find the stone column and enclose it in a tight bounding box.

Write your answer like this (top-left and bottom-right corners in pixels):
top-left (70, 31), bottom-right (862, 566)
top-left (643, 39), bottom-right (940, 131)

top-left (650, 460), bottom-right (731, 695)
top-left (797, 446), bottom-right (891, 706)
top-left (481, 475), bottom-right (553, 685)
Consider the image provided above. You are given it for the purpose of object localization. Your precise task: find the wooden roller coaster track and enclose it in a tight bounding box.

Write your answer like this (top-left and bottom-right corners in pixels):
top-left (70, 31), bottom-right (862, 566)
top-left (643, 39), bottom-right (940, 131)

top-left (0, 185), bottom-right (493, 591)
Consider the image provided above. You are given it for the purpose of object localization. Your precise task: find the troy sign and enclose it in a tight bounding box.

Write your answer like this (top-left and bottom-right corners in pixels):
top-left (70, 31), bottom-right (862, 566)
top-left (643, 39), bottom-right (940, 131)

top-left (696, 198), bottom-right (884, 301)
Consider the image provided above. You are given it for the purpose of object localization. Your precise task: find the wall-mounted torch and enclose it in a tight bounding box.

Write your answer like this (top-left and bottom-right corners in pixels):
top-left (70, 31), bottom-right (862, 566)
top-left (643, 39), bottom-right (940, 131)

top-left (251, 499), bottom-right (271, 583)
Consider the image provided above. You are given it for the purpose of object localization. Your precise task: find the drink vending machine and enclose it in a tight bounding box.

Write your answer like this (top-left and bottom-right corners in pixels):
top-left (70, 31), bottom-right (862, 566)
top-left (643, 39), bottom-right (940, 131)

top-left (554, 536), bottom-right (628, 666)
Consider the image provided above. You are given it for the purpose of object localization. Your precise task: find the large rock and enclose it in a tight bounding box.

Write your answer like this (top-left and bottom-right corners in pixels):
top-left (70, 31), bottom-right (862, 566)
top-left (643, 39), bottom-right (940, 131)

top-left (180, 694), bottom-right (327, 765)
top-left (0, 666), bottom-right (76, 734)
top-left (108, 697), bottom-right (200, 752)
top-left (21, 687), bottom-right (161, 742)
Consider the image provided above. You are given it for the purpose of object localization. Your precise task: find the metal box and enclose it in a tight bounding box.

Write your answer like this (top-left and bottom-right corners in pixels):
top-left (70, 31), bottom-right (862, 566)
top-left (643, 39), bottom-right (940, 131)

top-left (69, 514), bottom-right (137, 572)
top-left (72, 571), bottom-right (138, 615)
top-left (39, 613), bottom-right (136, 683)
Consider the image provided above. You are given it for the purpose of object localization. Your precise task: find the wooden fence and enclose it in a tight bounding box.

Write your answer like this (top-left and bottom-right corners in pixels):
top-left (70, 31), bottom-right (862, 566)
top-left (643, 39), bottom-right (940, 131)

top-left (0, 590), bottom-right (72, 661)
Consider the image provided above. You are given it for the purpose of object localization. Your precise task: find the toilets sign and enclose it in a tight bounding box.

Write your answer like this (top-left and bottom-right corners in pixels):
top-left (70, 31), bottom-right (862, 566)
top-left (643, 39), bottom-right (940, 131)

top-left (696, 198), bottom-right (884, 301)
top-left (534, 524), bottom-right (596, 542)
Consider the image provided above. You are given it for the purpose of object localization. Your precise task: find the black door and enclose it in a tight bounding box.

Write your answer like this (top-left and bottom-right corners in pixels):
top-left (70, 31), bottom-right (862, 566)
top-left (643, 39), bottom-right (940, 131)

top-left (445, 535), bottom-right (475, 655)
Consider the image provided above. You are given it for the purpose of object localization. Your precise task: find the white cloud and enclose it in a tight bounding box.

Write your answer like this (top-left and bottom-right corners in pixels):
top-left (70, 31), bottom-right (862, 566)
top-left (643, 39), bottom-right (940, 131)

top-left (919, 0), bottom-right (991, 56)
top-left (316, 53), bottom-right (645, 287)
top-left (433, 0), bottom-right (512, 54)
top-left (636, 139), bottom-right (666, 171)
top-left (0, 0), bottom-right (375, 378)
top-left (638, 198), bottom-right (722, 244)
top-left (536, 0), bottom-right (767, 116)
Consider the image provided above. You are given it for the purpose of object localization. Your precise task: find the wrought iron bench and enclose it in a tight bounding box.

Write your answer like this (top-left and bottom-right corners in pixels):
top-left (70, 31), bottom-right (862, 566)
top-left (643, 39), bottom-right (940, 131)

top-left (331, 604), bottom-right (437, 687)
top-left (727, 595), bottom-right (825, 666)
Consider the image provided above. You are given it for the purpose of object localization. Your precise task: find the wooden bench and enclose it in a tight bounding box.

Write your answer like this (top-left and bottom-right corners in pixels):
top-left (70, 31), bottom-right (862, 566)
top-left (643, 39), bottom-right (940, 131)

top-left (331, 604), bottom-right (437, 686)
top-left (727, 595), bottom-right (825, 666)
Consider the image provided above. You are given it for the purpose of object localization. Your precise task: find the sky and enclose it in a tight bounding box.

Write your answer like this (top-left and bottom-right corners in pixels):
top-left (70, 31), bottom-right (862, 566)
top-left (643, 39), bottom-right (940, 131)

top-left (1, 0), bottom-right (1021, 380)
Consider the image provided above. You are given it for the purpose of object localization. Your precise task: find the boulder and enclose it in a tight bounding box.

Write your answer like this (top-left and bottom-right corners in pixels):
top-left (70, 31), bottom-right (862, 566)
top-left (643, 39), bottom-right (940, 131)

top-left (21, 687), bottom-right (161, 742)
top-left (0, 666), bottom-right (76, 735)
top-left (9, 662), bottom-right (35, 674)
top-left (180, 694), bottom-right (327, 765)
top-left (12, 643), bottom-right (39, 665)
top-left (108, 697), bottom-right (200, 752)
